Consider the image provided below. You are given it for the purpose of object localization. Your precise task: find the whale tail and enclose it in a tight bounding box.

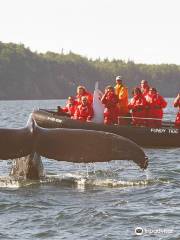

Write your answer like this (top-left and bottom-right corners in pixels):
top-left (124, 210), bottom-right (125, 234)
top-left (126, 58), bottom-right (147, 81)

top-left (0, 117), bottom-right (148, 180)
top-left (34, 125), bottom-right (148, 170)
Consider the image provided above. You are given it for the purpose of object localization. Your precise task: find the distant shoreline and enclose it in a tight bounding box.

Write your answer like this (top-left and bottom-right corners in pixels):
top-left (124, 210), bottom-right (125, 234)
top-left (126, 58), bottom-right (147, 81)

top-left (0, 42), bottom-right (179, 99)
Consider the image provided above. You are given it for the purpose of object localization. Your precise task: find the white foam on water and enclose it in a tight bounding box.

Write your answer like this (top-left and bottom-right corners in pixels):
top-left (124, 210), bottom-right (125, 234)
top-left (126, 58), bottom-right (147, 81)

top-left (0, 176), bottom-right (38, 188)
top-left (0, 169), bottom-right (171, 189)
top-left (0, 177), bottom-right (21, 188)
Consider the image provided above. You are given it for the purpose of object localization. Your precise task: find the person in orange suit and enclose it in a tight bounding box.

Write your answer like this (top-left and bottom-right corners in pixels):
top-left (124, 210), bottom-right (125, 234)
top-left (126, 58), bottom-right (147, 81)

top-left (140, 80), bottom-right (150, 97)
top-left (114, 76), bottom-right (129, 124)
top-left (145, 88), bottom-right (167, 127)
top-left (174, 92), bottom-right (180, 128)
top-left (140, 80), bottom-right (151, 124)
top-left (101, 85), bottom-right (119, 125)
top-left (62, 96), bottom-right (78, 117)
top-left (128, 87), bottom-right (149, 126)
top-left (73, 96), bottom-right (94, 122)
top-left (76, 85), bottom-right (93, 106)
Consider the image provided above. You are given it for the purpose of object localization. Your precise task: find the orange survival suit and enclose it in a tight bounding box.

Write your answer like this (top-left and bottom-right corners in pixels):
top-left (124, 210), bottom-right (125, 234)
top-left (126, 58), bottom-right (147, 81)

top-left (114, 82), bottom-right (129, 115)
top-left (145, 88), bottom-right (167, 127)
top-left (101, 88), bottom-right (119, 125)
top-left (128, 89), bottom-right (149, 126)
top-left (73, 97), bottom-right (94, 122)
top-left (174, 94), bottom-right (180, 128)
top-left (76, 86), bottom-right (93, 106)
top-left (62, 97), bottom-right (78, 117)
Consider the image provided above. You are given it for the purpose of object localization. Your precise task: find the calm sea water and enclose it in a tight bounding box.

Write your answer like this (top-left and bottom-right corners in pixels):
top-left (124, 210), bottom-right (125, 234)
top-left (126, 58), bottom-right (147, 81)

top-left (0, 99), bottom-right (179, 240)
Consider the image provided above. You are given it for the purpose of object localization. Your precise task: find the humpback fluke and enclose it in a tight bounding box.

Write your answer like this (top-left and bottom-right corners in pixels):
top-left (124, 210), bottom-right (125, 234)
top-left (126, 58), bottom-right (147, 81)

top-left (0, 116), bottom-right (148, 180)
top-left (0, 122), bottom-right (33, 160)
top-left (34, 124), bottom-right (148, 169)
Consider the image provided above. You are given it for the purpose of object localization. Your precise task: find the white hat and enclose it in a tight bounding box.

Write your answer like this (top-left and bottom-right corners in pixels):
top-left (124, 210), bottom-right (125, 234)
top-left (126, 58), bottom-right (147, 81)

top-left (116, 76), bottom-right (123, 81)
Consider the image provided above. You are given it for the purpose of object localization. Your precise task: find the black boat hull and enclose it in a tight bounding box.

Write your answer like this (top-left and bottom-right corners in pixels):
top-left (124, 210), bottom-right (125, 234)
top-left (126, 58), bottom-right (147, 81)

top-left (32, 110), bottom-right (180, 148)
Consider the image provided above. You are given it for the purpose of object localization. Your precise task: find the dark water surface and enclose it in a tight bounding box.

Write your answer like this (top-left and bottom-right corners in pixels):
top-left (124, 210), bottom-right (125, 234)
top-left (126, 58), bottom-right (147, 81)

top-left (0, 99), bottom-right (179, 240)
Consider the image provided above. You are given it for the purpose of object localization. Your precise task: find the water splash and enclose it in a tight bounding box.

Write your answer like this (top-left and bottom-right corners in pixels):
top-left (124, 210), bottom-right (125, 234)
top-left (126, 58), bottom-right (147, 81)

top-left (0, 157), bottom-right (171, 189)
top-left (0, 176), bottom-right (39, 188)
top-left (0, 172), bottom-right (170, 189)
top-left (144, 169), bottom-right (152, 180)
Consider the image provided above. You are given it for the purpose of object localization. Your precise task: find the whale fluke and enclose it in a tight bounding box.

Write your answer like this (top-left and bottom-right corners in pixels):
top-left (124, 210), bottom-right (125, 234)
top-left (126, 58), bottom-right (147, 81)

top-left (34, 125), bottom-right (148, 170)
top-left (0, 117), bottom-right (148, 181)
top-left (0, 127), bottom-right (33, 160)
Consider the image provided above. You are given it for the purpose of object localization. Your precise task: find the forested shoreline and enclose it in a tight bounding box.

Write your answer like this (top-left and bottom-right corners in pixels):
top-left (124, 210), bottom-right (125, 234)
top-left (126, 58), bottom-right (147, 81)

top-left (0, 41), bottom-right (179, 100)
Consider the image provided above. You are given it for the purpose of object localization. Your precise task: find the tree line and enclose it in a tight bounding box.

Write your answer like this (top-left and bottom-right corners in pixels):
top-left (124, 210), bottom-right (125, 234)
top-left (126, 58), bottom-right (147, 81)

top-left (0, 41), bottom-right (179, 100)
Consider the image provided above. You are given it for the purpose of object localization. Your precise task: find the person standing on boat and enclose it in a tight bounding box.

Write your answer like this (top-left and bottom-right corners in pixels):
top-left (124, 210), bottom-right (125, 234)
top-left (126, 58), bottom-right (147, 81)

top-left (114, 76), bottom-right (129, 124)
top-left (101, 85), bottom-right (119, 124)
top-left (62, 96), bottom-right (78, 117)
top-left (76, 85), bottom-right (93, 106)
top-left (73, 96), bottom-right (94, 122)
top-left (174, 93), bottom-right (180, 128)
top-left (145, 88), bottom-right (167, 127)
top-left (140, 80), bottom-right (151, 125)
top-left (140, 80), bottom-right (150, 97)
top-left (128, 87), bottom-right (149, 126)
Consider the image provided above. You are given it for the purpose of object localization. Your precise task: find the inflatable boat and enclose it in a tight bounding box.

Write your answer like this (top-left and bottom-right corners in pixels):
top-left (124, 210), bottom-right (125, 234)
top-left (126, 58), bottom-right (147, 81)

top-left (32, 109), bottom-right (180, 148)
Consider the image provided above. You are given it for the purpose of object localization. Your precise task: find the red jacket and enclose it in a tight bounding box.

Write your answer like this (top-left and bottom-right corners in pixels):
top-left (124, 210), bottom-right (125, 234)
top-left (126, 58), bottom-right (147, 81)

top-left (174, 97), bottom-right (180, 127)
top-left (63, 103), bottom-right (77, 116)
top-left (74, 103), bottom-right (94, 121)
top-left (128, 94), bottom-right (149, 125)
top-left (62, 99), bottom-right (78, 116)
top-left (101, 91), bottom-right (119, 109)
top-left (76, 92), bottom-right (93, 105)
top-left (146, 93), bottom-right (167, 108)
top-left (101, 91), bottom-right (119, 124)
top-left (128, 94), bottom-right (148, 110)
top-left (175, 112), bottom-right (180, 127)
top-left (145, 93), bottom-right (167, 126)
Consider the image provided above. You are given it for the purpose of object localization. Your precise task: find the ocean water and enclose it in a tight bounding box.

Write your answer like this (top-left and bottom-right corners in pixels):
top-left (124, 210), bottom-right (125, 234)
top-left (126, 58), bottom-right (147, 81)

top-left (0, 99), bottom-right (179, 240)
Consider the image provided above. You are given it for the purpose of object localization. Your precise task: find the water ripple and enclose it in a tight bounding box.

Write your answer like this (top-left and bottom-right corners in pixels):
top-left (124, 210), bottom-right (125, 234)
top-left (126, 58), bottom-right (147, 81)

top-left (0, 99), bottom-right (179, 240)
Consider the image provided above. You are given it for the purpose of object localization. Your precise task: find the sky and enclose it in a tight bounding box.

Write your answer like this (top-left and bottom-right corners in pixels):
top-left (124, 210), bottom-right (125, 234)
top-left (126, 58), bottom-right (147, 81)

top-left (1, 0), bottom-right (180, 64)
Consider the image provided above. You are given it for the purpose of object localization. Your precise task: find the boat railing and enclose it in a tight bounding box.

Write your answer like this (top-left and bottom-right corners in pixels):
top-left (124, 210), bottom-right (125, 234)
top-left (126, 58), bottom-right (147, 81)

top-left (117, 116), bottom-right (174, 127)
